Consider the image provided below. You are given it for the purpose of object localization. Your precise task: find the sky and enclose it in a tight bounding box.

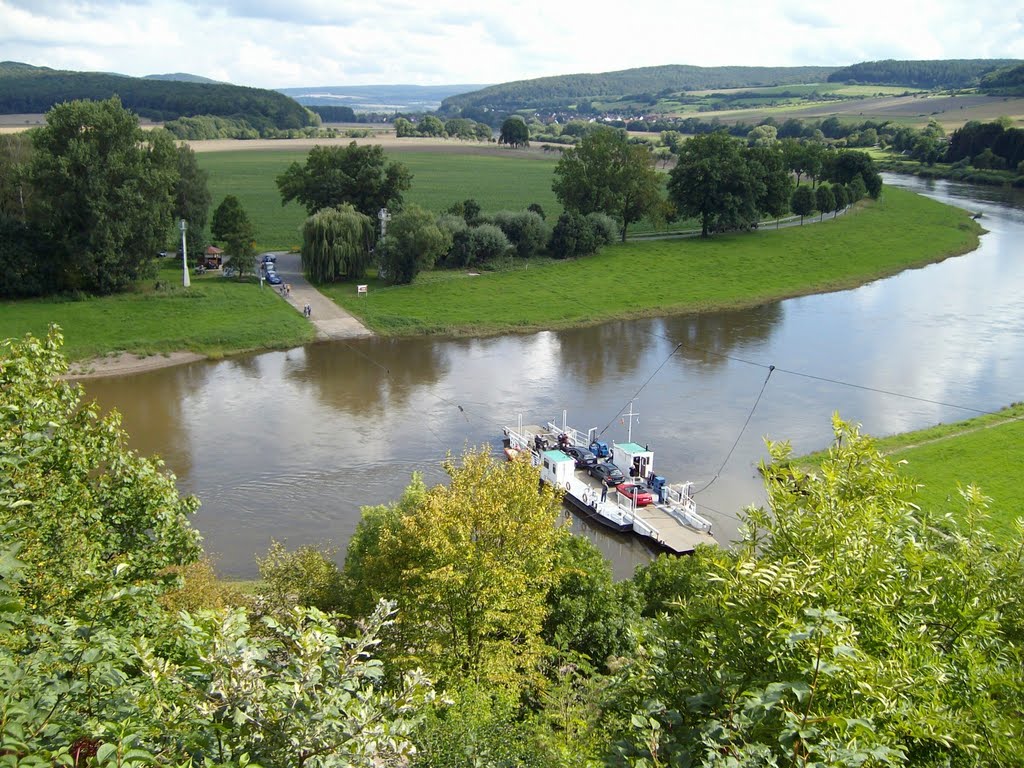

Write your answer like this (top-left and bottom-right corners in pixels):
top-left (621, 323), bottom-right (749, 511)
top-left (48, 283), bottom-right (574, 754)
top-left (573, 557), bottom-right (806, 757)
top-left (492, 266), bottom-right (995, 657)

top-left (2, 0), bottom-right (1022, 89)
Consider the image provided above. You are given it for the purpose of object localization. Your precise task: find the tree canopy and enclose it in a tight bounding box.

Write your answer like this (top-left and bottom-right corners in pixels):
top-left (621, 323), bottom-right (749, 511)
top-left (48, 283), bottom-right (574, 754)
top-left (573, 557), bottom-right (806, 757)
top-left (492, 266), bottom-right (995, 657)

top-left (552, 127), bottom-right (663, 241)
top-left (498, 117), bottom-right (530, 148)
top-left (276, 142), bottom-right (412, 217)
top-left (211, 195), bottom-right (257, 277)
top-left (28, 97), bottom-right (178, 293)
top-left (666, 131), bottom-right (764, 236)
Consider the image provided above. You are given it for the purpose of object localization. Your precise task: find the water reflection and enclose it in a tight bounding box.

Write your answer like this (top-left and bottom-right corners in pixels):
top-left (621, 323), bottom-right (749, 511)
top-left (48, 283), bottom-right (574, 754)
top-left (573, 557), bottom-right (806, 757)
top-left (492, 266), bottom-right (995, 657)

top-left (285, 339), bottom-right (449, 415)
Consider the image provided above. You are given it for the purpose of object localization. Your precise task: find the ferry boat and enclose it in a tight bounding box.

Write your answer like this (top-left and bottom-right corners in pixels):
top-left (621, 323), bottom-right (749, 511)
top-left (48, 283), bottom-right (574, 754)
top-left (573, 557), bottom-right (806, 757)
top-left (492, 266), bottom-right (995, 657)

top-left (501, 409), bottom-right (717, 554)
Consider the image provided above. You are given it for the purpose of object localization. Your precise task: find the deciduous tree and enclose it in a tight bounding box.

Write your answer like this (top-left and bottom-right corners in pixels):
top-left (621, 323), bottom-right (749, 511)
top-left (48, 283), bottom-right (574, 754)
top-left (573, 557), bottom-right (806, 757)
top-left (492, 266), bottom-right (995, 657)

top-left (498, 117), bottom-right (530, 148)
top-left (343, 448), bottom-right (566, 690)
top-left (29, 97), bottom-right (178, 293)
top-left (553, 127), bottom-right (663, 241)
top-left (211, 195), bottom-right (257, 277)
top-left (376, 203), bottom-right (451, 284)
top-left (172, 143), bottom-right (211, 257)
top-left (300, 203), bottom-right (374, 282)
top-left (607, 417), bottom-right (1024, 767)
top-left (667, 132), bottom-right (763, 237)
top-left (790, 184), bottom-right (815, 224)
top-left (815, 183), bottom-right (835, 221)
top-left (276, 141), bottom-right (412, 217)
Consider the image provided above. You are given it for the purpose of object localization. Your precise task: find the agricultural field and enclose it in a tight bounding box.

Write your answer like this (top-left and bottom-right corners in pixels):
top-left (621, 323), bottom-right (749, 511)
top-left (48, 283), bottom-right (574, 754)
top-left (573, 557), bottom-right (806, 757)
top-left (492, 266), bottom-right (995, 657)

top-left (199, 144), bottom-right (564, 251)
top-left (674, 93), bottom-right (1024, 131)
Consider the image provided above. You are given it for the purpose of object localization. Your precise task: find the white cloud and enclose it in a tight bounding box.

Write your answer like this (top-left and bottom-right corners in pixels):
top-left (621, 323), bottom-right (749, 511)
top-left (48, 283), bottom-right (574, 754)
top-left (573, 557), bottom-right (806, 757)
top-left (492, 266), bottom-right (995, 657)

top-left (0, 0), bottom-right (1020, 87)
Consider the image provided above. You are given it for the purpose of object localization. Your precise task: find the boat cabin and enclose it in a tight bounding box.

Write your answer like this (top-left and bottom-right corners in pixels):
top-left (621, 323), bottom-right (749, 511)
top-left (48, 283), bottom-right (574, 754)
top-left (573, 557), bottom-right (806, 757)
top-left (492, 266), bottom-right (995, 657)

top-left (539, 449), bottom-right (575, 487)
top-left (613, 442), bottom-right (654, 481)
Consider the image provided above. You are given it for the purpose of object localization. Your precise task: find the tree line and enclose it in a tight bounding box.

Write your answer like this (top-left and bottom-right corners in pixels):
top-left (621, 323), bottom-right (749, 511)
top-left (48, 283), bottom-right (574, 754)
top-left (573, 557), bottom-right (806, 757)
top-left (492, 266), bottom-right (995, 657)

top-left (0, 62), bottom-right (316, 133)
top-left (826, 58), bottom-right (1020, 89)
top-left (3, 329), bottom-right (1023, 766)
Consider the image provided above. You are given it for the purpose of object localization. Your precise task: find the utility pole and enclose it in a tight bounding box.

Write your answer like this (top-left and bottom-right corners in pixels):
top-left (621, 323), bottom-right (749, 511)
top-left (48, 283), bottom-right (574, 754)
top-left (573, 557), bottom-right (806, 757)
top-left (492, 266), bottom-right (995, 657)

top-left (179, 219), bottom-right (190, 288)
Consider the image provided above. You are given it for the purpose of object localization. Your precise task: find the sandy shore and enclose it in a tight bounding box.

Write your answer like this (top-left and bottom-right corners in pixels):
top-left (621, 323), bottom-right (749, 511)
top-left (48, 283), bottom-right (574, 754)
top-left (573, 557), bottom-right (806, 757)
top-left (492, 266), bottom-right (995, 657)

top-left (65, 351), bottom-right (206, 380)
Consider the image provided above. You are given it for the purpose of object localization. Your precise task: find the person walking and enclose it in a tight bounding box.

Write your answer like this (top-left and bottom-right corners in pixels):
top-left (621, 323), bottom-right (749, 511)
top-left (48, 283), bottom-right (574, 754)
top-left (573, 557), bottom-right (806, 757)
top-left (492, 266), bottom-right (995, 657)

top-left (600, 483), bottom-right (608, 503)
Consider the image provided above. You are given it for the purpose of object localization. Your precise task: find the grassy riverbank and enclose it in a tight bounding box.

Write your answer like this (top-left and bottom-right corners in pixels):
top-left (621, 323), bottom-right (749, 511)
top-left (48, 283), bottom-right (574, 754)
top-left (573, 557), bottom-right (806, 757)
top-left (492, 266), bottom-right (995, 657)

top-left (0, 261), bottom-right (313, 361)
top-left (801, 404), bottom-right (1024, 543)
top-left (324, 186), bottom-right (982, 336)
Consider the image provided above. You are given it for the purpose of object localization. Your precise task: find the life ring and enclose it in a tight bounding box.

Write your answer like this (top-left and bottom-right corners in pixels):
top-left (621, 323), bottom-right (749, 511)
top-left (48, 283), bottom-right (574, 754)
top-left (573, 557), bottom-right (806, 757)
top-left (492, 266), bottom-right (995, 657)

top-left (565, 482), bottom-right (571, 491)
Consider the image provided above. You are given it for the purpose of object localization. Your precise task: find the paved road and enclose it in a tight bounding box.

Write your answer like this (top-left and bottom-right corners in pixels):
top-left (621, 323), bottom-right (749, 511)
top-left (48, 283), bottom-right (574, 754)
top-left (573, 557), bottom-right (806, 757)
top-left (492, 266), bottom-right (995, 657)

top-left (267, 252), bottom-right (372, 340)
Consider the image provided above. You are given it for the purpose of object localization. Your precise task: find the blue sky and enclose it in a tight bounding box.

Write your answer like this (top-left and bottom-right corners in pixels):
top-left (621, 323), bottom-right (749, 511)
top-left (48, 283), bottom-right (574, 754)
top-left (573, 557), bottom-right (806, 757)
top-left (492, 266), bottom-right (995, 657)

top-left (1, 0), bottom-right (1021, 88)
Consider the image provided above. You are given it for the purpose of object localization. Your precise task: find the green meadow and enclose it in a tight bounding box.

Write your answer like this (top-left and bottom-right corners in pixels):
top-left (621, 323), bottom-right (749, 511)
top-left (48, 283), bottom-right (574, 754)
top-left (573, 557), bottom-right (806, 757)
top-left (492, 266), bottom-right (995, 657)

top-left (801, 403), bottom-right (1024, 543)
top-left (323, 186), bottom-right (981, 336)
top-left (0, 261), bottom-right (313, 361)
top-left (200, 149), bottom-right (564, 251)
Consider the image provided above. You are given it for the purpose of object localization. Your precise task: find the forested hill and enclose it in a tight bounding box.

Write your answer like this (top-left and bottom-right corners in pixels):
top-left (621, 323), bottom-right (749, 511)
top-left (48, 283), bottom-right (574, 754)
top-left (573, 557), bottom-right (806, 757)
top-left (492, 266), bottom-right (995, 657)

top-left (981, 63), bottom-right (1024, 95)
top-left (827, 58), bottom-right (1021, 89)
top-left (0, 62), bottom-right (314, 129)
top-left (439, 64), bottom-right (837, 115)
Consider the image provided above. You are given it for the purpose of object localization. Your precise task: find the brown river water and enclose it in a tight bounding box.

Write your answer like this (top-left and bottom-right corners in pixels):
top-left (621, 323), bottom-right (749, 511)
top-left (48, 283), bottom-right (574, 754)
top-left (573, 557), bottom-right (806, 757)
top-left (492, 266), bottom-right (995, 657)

top-left (81, 176), bottom-right (1024, 579)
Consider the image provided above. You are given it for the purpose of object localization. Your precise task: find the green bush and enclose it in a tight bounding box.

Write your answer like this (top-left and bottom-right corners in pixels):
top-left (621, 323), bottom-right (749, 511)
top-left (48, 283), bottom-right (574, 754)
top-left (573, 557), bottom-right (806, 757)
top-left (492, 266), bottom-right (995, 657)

top-left (256, 540), bottom-right (345, 612)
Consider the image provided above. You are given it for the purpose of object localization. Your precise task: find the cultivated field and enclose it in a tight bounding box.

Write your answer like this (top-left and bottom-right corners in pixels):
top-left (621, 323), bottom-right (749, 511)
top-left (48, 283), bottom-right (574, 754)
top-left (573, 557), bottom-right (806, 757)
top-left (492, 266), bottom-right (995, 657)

top-left (198, 142), bottom-right (564, 251)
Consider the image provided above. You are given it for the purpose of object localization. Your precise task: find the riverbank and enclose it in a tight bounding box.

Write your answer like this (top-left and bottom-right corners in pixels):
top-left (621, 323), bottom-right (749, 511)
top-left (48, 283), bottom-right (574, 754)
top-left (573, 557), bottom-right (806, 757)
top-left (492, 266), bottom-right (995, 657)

top-left (326, 186), bottom-right (983, 336)
top-left (0, 187), bottom-right (983, 372)
top-left (797, 403), bottom-right (1024, 543)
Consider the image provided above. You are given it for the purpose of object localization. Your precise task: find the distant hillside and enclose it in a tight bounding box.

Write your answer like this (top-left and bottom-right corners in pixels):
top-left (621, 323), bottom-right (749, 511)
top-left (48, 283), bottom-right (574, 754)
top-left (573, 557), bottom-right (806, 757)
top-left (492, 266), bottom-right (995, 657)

top-left (277, 84), bottom-right (488, 114)
top-left (144, 72), bottom-right (224, 84)
top-left (827, 59), bottom-right (1021, 89)
top-left (0, 61), bottom-right (314, 130)
top-left (980, 63), bottom-right (1024, 95)
top-left (439, 64), bottom-right (837, 115)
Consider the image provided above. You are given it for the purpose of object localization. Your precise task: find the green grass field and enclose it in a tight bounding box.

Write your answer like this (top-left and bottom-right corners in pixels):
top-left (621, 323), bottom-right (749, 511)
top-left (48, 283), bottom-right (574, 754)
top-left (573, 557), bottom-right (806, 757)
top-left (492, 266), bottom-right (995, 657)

top-left (0, 261), bottom-right (313, 360)
top-left (801, 404), bottom-right (1024, 543)
top-left (321, 187), bottom-right (981, 336)
top-left (201, 149), bottom-right (564, 251)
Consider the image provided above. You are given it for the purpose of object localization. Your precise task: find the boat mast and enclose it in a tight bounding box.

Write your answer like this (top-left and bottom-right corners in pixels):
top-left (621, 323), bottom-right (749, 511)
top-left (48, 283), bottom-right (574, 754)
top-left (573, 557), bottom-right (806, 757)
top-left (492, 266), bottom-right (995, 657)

top-left (624, 401), bottom-right (639, 443)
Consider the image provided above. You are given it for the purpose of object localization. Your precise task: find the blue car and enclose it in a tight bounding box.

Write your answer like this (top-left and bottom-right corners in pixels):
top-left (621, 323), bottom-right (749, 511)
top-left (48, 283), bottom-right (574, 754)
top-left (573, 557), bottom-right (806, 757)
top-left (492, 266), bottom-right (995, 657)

top-left (266, 272), bottom-right (283, 285)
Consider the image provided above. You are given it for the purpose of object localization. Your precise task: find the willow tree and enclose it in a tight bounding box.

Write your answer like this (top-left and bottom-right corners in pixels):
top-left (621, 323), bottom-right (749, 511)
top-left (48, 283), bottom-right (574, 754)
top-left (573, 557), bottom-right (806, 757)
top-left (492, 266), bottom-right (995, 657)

top-left (300, 204), bottom-right (374, 282)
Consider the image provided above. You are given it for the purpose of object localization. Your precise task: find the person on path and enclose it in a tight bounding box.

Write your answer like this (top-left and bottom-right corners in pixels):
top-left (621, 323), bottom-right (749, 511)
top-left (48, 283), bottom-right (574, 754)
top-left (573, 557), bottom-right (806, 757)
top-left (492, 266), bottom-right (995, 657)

top-left (600, 483), bottom-right (608, 503)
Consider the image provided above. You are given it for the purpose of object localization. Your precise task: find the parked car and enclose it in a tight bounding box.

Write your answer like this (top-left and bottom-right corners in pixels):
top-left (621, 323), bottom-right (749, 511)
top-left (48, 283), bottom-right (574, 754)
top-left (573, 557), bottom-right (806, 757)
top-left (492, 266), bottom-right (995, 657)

top-left (563, 445), bottom-right (597, 469)
top-left (260, 253), bottom-right (277, 264)
top-left (222, 266), bottom-right (238, 278)
top-left (616, 481), bottom-right (654, 506)
top-left (266, 272), bottom-right (283, 285)
top-left (588, 462), bottom-right (625, 486)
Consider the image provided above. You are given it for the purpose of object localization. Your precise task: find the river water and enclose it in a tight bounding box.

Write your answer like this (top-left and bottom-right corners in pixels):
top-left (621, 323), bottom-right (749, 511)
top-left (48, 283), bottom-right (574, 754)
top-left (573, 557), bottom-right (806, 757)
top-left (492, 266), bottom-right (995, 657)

top-left (82, 176), bottom-right (1024, 579)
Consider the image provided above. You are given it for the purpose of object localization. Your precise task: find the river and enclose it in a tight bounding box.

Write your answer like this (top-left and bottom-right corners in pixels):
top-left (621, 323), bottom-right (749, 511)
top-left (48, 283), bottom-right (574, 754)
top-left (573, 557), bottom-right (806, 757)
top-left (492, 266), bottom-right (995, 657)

top-left (82, 175), bottom-right (1024, 579)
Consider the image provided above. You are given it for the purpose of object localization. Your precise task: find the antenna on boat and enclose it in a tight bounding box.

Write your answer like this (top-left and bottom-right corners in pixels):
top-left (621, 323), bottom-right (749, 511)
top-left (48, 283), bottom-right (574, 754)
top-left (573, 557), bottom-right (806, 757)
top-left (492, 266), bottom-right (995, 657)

top-left (624, 401), bottom-right (639, 443)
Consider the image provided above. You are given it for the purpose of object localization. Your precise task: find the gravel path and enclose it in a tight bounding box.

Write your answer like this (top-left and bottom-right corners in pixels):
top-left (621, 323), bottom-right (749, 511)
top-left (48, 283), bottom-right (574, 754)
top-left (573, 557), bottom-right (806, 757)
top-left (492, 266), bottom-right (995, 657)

top-left (268, 252), bottom-right (373, 340)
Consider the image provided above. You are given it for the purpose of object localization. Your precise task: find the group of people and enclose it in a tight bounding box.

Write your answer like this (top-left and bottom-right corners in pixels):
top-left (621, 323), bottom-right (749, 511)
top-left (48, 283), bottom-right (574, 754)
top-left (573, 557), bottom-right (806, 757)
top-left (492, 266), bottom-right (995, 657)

top-left (302, 303), bottom-right (312, 318)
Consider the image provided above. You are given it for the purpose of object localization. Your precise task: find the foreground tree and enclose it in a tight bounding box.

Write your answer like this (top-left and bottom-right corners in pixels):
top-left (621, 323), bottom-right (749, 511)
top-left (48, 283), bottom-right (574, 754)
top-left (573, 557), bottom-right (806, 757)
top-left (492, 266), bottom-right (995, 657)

top-left (552, 127), bottom-right (663, 241)
top-left (211, 195), bottom-right (257, 277)
top-left (343, 449), bottom-right (566, 690)
top-left (300, 204), bottom-right (374, 282)
top-left (667, 131), bottom-right (763, 236)
top-left (0, 331), bottom-right (434, 766)
top-left (607, 417), bottom-right (1024, 767)
top-left (276, 142), bottom-right (412, 217)
top-left (29, 97), bottom-right (178, 293)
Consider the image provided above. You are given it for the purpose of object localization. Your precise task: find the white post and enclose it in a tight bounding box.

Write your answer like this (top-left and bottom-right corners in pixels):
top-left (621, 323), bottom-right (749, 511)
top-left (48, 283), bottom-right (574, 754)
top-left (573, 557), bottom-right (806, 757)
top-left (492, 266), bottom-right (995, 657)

top-left (179, 219), bottom-right (190, 288)
top-left (624, 401), bottom-right (639, 443)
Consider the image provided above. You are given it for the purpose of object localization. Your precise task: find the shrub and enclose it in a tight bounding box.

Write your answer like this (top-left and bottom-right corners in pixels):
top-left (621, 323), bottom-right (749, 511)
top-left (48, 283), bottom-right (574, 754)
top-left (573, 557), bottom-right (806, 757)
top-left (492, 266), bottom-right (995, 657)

top-left (585, 212), bottom-right (620, 245)
top-left (489, 210), bottom-right (550, 257)
top-left (468, 223), bottom-right (512, 264)
top-left (256, 540), bottom-right (345, 612)
top-left (549, 212), bottom-right (598, 260)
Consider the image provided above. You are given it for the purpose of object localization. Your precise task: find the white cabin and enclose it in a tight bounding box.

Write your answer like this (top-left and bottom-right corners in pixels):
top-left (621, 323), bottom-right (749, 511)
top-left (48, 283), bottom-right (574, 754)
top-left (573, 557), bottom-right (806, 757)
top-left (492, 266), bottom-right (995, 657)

top-left (613, 441), bottom-right (654, 480)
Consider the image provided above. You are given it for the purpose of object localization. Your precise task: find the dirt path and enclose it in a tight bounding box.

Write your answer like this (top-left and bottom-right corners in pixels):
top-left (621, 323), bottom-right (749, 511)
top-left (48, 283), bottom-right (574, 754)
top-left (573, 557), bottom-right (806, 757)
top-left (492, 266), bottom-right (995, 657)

top-left (883, 412), bottom-right (1024, 455)
top-left (269, 252), bottom-right (373, 340)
